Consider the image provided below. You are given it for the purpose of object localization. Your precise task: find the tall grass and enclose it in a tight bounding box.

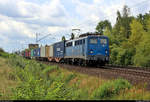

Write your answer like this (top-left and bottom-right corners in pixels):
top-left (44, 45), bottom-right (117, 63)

top-left (5, 54), bottom-right (138, 100)
top-left (91, 79), bottom-right (132, 100)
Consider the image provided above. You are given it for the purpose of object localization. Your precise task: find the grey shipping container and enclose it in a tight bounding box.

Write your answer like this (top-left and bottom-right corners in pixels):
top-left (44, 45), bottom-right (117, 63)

top-left (40, 46), bottom-right (46, 57)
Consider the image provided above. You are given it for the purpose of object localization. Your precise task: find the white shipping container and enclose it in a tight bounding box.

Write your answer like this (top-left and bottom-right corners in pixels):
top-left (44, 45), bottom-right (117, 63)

top-left (40, 46), bottom-right (45, 57)
top-left (49, 45), bottom-right (54, 57)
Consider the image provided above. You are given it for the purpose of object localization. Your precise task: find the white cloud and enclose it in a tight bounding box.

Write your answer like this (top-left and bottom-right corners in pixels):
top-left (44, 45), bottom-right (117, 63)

top-left (72, 0), bottom-right (150, 32)
top-left (0, 0), bottom-right (72, 52)
top-left (0, 0), bottom-right (150, 52)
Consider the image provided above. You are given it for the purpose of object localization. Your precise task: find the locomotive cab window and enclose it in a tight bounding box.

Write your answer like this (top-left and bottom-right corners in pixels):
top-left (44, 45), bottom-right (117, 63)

top-left (90, 38), bottom-right (97, 44)
top-left (83, 39), bottom-right (85, 44)
top-left (75, 41), bottom-right (79, 46)
top-left (100, 38), bottom-right (107, 45)
top-left (66, 42), bottom-right (72, 47)
top-left (79, 40), bottom-right (82, 45)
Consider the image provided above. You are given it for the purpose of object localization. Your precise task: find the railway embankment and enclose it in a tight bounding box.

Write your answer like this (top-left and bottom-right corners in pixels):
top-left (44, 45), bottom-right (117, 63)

top-left (0, 53), bottom-right (150, 100)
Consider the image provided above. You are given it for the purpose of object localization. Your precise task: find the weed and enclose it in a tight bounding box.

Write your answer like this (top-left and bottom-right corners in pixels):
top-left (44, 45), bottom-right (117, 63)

top-left (91, 79), bottom-right (132, 100)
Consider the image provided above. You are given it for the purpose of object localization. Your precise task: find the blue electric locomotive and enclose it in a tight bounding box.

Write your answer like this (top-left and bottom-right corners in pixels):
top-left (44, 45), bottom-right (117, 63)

top-left (64, 34), bottom-right (109, 66)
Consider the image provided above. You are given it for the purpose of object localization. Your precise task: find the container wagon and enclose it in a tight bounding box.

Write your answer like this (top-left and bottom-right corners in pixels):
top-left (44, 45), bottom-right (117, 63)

top-left (53, 41), bottom-right (65, 62)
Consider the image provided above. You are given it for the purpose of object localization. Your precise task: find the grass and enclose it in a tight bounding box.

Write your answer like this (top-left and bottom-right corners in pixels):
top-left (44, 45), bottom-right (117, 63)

top-left (0, 53), bottom-right (150, 100)
top-left (0, 57), bottom-right (18, 100)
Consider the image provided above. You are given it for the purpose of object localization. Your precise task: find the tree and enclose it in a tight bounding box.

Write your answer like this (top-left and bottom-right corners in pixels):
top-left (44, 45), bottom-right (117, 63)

top-left (147, 18), bottom-right (150, 32)
top-left (0, 48), bottom-right (4, 53)
top-left (133, 33), bottom-right (150, 67)
top-left (104, 27), bottom-right (113, 45)
top-left (116, 10), bottom-right (122, 23)
top-left (137, 13), bottom-right (150, 31)
top-left (62, 36), bottom-right (66, 41)
top-left (70, 33), bottom-right (75, 40)
top-left (122, 5), bottom-right (132, 39)
top-left (113, 6), bottom-right (133, 39)
top-left (122, 5), bottom-right (130, 18)
top-left (129, 19), bottom-right (146, 47)
top-left (96, 20), bottom-right (112, 34)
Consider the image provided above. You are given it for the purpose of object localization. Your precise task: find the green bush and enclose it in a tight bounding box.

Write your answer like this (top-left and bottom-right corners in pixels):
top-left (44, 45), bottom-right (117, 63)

top-left (8, 54), bottom-right (27, 69)
top-left (71, 88), bottom-right (89, 100)
top-left (45, 81), bottom-right (74, 100)
top-left (12, 78), bottom-right (46, 100)
top-left (64, 73), bottom-right (77, 84)
top-left (8, 55), bottom-right (77, 100)
top-left (91, 79), bottom-right (132, 100)
top-left (0, 52), bottom-right (10, 58)
top-left (0, 92), bottom-right (2, 97)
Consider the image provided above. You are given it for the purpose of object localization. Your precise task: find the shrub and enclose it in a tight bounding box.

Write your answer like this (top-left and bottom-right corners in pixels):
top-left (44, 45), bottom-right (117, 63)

top-left (64, 73), bottom-right (77, 84)
top-left (45, 81), bottom-right (73, 100)
top-left (0, 52), bottom-right (9, 58)
top-left (0, 92), bottom-right (2, 97)
top-left (71, 88), bottom-right (89, 100)
top-left (91, 79), bottom-right (132, 100)
top-left (12, 78), bottom-right (46, 100)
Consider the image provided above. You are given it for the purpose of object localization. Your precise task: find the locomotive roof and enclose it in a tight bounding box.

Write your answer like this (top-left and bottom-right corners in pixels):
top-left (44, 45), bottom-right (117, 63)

top-left (66, 34), bottom-right (108, 43)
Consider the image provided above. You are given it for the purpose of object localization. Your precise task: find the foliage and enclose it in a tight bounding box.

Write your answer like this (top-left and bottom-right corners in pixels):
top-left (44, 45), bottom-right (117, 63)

top-left (129, 19), bottom-right (146, 47)
top-left (98, 5), bottom-right (150, 67)
top-left (62, 36), bottom-right (66, 41)
top-left (0, 48), bottom-right (4, 53)
top-left (133, 33), bottom-right (150, 67)
top-left (0, 52), bottom-right (10, 58)
top-left (91, 79), bottom-right (132, 100)
top-left (7, 55), bottom-right (82, 100)
top-left (1, 54), bottom-right (150, 100)
top-left (96, 20), bottom-right (112, 34)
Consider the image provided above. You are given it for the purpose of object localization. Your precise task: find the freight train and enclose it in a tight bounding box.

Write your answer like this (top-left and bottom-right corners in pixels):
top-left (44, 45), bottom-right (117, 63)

top-left (22, 33), bottom-right (109, 66)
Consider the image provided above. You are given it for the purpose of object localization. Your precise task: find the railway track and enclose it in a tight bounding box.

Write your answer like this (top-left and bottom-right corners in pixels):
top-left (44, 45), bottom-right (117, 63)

top-left (106, 64), bottom-right (150, 72)
top-left (38, 60), bottom-right (150, 90)
top-left (103, 66), bottom-right (150, 78)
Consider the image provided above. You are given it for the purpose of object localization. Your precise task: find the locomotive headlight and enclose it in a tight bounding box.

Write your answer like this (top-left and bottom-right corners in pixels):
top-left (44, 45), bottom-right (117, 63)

top-left (90, 50), bottom-right (93, 54)
top-left (105, 50), bottom-right (108, 54)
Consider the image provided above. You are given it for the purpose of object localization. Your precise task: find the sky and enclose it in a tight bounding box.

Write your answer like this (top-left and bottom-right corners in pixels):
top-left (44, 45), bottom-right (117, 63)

top-left (0, 0), bottom-right (150, 53)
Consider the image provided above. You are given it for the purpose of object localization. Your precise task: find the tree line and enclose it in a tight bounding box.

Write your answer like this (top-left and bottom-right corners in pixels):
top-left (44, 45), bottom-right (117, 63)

top-left (96, 5), bottom-right (150, 67)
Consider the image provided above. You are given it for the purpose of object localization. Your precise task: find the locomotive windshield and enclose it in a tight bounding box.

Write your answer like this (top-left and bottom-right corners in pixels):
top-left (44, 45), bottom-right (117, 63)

top-left (90, 38), bottom-right (97, 44)
top-left (100, 38), bottom-right (107, 45)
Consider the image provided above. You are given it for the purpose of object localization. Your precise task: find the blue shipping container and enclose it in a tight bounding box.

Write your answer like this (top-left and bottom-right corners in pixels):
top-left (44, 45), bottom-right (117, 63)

top-left (53, 41), bottom-right (65, 58)
top-left (36, 48), bottom-right (40, 57)
top-left (33, 49), bottom-right (36, 56)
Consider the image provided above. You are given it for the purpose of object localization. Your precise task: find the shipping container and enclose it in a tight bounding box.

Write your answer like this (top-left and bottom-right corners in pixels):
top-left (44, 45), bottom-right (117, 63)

top-left (29, 50), bottom-right (31, 57)
top-left (45, 45), bottom-right (54, 57)
top-left (31, 49), bottom-right (34, 57)
top-left (22, 51), bottom-right (25, 57)
top-left (49, 45), bottom-right (54, 57)
top-left (53, 41), bottom-right (65, 58)
top-left (36, 48), bottom-right (40, 57)
top-left (33, 49), bottom-right (37, 56)
top-left (45, 45), bottom-right (50, 57)
top-left (40, 46), bottom-right (45, 57)
top-left (25, 50), bottom-right (30, 58)
top-left (28, 44), bottom-right (39, 50)
top-left (25, 50), bottom-right (28, 57)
